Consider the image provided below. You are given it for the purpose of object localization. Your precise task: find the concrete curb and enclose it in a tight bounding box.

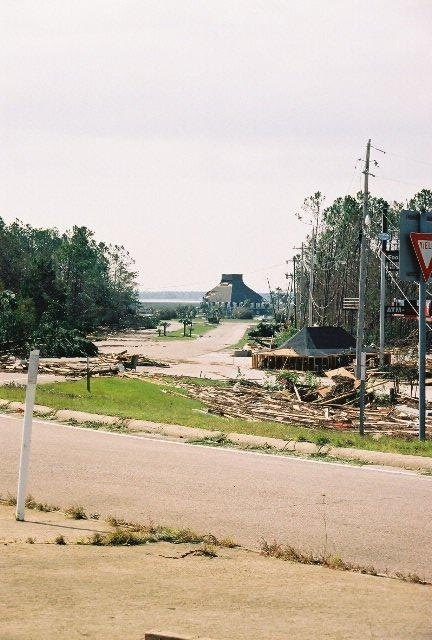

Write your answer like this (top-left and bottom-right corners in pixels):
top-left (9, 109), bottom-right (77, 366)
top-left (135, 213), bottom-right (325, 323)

top-left (4, 402), bottom-right (432, 472)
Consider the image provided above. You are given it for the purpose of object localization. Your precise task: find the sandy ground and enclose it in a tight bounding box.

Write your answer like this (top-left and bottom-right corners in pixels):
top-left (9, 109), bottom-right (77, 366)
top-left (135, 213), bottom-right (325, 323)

top-left (0, 506), bottom-right (431, 640)
top-left (95, 322), bottom-right (268, 382)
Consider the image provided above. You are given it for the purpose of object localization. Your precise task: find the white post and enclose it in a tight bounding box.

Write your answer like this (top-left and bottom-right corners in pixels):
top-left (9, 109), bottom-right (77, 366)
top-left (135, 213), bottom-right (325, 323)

top-left (16, 349), bottom-right (39, 521)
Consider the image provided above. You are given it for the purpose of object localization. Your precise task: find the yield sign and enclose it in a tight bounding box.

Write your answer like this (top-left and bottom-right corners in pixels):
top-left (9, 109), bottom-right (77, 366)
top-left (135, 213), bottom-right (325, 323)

top-left (410, 233), bottom-right (432, 281)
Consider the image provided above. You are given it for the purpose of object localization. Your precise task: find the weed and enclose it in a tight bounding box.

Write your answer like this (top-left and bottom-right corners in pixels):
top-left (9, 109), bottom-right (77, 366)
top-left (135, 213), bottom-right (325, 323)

top-left (260, 540), bottom-right (426, 583)
top-left (25, 495), bottom-right (60, 512)
top-left (90, 513), bottom-right (100, 520)
top-left (26, 537), bottom-right (35, 544)
top-left (192, 544), bottom-right (218, 558)
top-left (99, 519), bottom-right (238, 548)
top-left (88, 532), bottom-right (104, 546)
top-left (106, 515), bottom-right (127, 528)
top-left (65, 505), bottom-right (88, 520)
top-left (188, 433), bottom-right (230, 447)
top-left (395, 572), bottom-right (427, 584)
top-left (54, 535), bottom-right (66, 545)
top-left (3, 493), bottom-right (17, 506)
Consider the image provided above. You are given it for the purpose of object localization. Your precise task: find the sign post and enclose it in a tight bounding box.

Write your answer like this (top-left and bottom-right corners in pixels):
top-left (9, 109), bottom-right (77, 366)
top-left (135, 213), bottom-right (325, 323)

top-left (400, 211), bottom-right (432, 441)
top-left (16, 349), bottom-right (39, 521)
top-left (358, 352), bottom-right (366, 436)
top-left (410, 225), bottom-right (432, 441)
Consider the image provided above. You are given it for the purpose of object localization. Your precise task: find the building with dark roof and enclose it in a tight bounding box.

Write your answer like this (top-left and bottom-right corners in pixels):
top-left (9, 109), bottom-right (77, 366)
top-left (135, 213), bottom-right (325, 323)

top-left (278, 326), bottom-right (356, 356)
top-left (253, 326), bottom-right (357, 371)
top-left (204, 274), bottom-right (264, 311)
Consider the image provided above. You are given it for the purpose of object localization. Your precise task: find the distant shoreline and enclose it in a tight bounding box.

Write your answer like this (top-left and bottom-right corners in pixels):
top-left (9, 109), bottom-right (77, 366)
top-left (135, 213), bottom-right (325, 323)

top-left (140, 298), bottom-right (202, 304)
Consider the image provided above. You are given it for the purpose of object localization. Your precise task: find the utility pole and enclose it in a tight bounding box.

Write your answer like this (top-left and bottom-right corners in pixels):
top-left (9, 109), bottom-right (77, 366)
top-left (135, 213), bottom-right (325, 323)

top-left (308, 231), bottom-right (315, 326)
top-left (292, 256), bottom-right (297, 327)
top-left (267, 278), bottom-right (277, 320)
top-left (379, 208), bottom-right (388, 367)
top-left (355, 139), bottom-right (371, 378)
top-left (418, 210), bottom-right (428, 441)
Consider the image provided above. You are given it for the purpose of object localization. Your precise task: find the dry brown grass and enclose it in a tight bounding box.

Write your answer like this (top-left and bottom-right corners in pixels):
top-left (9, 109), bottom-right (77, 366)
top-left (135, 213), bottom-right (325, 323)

top-left (64, 505), bottom-right (88, 520)
top-left (260, 540), bottom-right (430, 584)
top-left (102, 517), bottom-right (237, 548)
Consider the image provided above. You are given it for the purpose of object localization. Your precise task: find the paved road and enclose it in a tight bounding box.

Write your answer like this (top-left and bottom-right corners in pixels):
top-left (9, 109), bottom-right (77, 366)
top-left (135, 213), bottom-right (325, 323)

top-left (1, 415), bottom-right (432, 578)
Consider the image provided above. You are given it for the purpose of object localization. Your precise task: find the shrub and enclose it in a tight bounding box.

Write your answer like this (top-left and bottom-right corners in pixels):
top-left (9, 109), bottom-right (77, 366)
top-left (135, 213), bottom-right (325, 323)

top-left (65, 505), bottom-right (88, 520)
top-left (232, 307), bottom-right (254, 319)
top-left (157, 307), bottom-right (178, 321)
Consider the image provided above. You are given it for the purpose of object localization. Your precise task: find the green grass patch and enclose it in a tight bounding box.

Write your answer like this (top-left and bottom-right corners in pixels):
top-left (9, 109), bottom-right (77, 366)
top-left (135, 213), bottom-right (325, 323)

top-left (156, 322), bottom-right (215, 340)
top-left (229, 327), bottom-right (253, 350)
top-left (161, 376), bottom-right (232, 388)
top-left (1, 377), bottom-right (432, 457)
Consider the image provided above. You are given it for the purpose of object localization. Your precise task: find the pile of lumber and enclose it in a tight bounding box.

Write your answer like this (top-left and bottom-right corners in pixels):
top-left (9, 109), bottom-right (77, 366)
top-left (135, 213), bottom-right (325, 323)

top-left (0, 351), bottom-right (168, 377)
top-left (180, 379), bottom-right (428, 437)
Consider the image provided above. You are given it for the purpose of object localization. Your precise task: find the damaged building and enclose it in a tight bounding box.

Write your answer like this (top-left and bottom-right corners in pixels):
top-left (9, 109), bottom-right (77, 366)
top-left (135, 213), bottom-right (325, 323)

top-left (252, 326), bottom-right (357, 372)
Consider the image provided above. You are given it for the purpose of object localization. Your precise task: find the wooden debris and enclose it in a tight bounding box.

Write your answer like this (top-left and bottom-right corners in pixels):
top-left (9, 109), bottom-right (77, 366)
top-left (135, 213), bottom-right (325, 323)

top-left (177, 380), bottom-right (430, 438)
top-left (0, 352), bottom-right (168, 377)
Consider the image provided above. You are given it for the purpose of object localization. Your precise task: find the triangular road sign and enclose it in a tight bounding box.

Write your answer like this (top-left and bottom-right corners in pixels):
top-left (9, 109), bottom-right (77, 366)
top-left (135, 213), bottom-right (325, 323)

top-left (410, 232), bottom-right (432, 281)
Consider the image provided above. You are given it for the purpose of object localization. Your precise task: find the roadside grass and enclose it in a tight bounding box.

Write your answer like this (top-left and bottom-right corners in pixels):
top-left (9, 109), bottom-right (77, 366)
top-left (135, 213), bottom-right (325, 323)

top-left (1, 377), bottom-right (432, 457)
top-left (83, 518), bottom-right (237, 549)
top-left (260, 540), bottom-right (428, 584)
top-left (165, 376), bottom-right (232, 388)
top-left (156, 322), bottom-right (214, 340)
top-left (65, 505), bottom-right (88, 520)
top-left (0, 493), bottom-right (60, 512)
top-left (229, 326), bottom-right (253, 350)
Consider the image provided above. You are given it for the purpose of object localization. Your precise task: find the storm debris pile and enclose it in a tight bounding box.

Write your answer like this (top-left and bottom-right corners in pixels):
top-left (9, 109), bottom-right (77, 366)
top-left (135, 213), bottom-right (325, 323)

top-left (0, 351), bottom-right (168, 377)
top-left (180, 376), bottom-right (429, 437)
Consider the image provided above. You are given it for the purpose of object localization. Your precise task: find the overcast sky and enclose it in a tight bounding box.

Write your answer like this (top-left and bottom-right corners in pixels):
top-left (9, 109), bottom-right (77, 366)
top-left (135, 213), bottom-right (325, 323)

top-left (1, 1), bottom-right (432, 292)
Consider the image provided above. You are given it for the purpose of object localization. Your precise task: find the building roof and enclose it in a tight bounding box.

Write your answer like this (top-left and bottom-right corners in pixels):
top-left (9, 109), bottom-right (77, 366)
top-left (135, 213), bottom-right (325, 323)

top-left (204, 274), bottom-right (263, 305)
top-left (274, 326), bottom-right (356, 357)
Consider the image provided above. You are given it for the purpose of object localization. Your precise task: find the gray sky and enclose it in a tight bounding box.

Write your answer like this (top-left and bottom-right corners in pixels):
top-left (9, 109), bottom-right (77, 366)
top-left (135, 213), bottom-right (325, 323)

top-left (1, 1), bottom-right (432, 292)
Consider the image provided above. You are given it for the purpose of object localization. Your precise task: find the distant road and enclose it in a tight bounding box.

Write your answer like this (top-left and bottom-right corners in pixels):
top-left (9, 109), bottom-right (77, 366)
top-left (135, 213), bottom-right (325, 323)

top-left (1, 415), bottom-right (431, 578)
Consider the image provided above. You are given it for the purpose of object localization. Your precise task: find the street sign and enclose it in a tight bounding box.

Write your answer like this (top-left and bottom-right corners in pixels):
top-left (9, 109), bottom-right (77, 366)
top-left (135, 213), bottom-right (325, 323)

top-left (386, 299), bottom-right (432, 320)
top-left (410, 233), bottom-right (432, 282)
top-left (378, 232), bottom-right (390, 242)
top-left (343, 297), bottom-right (359, 310)
top-left (399, 210), bottom-right (432, 281)
top-left (398, 210), bottom-right (432, 441)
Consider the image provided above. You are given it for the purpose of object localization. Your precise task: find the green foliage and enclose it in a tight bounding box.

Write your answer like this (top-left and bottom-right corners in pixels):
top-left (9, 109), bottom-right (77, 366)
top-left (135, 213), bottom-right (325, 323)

top-left (277, 371), bottom-right (300, 386)
top-left (0, 220), bottom-right (139, 356)
top-left (138, 315), bottom-right (158, 330)
top-left (157, 307), bottom-right (178, 320)
top-left (232, 307), bottom-right (254, 319)
top-left (273, 327), bottom-right (298, 347)
top-left (248, 321), bottom-right (276, 338)
top-left (296, 188), bottom-right (432, 344)
top-left (32, 319), bottom-right (98, 357)
top-left (305, 371), bottom-right (318, 389)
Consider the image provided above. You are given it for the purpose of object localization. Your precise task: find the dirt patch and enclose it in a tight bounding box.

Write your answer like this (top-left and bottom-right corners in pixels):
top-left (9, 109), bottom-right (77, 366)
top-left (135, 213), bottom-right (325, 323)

top-left (1, 540), bottom-right (431, 639)
top-left (0, 504), bottom-right (431, 639)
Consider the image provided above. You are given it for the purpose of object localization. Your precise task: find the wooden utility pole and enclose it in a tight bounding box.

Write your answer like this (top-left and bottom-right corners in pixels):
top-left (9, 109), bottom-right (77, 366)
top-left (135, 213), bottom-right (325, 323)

top-left (355, 139), bottom-right (371, 379)
top-left (308, 232), bottom-right (315, 326)
top-left (379, 207), bottom-right (388, 367)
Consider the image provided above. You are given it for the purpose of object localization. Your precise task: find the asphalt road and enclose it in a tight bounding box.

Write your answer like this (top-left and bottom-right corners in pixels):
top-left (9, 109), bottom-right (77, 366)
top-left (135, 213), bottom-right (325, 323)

top-left (1, 414), bottom-right (432, 578)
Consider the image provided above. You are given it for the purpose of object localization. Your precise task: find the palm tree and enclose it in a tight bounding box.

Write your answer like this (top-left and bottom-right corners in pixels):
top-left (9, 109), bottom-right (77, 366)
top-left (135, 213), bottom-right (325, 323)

top-left (159, 321), bottom-right (170, 336)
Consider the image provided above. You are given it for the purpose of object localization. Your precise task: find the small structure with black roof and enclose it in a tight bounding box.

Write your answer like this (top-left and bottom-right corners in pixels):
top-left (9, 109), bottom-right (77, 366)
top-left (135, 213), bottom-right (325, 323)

top-left (252, 326), bottom-right (357, 372)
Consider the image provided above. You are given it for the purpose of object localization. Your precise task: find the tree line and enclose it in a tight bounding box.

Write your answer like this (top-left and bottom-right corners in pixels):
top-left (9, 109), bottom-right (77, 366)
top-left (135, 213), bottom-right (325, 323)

top-left (292, 188), bottom-right (432, 345)
top-left (0, 220), bottom-right (139, 356)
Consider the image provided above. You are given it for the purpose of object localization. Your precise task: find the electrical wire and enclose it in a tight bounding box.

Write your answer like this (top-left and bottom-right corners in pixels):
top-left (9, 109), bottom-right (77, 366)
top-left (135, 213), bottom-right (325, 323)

top-left (373, 246), bottom-right (432, 331)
